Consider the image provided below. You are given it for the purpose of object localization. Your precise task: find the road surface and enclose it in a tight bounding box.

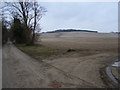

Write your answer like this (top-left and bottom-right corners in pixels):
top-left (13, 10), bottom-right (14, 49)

top-left (2, 42), bottom-right (96, 88)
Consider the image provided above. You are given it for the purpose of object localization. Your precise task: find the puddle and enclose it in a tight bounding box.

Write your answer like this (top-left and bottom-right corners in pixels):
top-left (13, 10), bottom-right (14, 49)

top-left (112, 61), bottom-right (120, 67)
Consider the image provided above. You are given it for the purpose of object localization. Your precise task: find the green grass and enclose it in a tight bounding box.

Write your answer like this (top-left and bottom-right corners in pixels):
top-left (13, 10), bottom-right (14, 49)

top-left (16, 44), bottom-right (63, 60)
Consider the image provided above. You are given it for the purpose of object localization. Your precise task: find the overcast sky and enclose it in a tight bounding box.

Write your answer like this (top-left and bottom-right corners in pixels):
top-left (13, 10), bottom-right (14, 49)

top-left (39, 2), bottom-right (117, 33)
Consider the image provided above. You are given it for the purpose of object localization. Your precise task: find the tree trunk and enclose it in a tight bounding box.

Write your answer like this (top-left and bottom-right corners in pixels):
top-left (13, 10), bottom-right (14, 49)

top-left (31, 5), bottom-right (37, 45)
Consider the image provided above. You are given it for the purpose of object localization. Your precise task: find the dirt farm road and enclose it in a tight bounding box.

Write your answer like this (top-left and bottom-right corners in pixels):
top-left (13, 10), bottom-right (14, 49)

top-left (2, 43), bottom-right (97, 88)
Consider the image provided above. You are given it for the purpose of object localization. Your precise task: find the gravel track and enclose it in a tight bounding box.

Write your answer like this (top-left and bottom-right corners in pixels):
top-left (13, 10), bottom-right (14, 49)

top-left (2, 43), bottom-right (96, 88)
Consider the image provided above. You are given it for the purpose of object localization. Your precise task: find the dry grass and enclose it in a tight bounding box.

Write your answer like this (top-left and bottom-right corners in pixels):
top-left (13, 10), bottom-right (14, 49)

top-left (16, 44), bottom-right (65, 60)
top-left (16, 36), bottom-right (118, 61)
top-left (40, 37), bottom-right (118, 52)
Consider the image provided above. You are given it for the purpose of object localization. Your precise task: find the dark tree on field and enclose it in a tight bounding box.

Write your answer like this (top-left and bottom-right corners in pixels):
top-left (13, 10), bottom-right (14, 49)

top-left (6, 1), bottom-right (47, 45)
top-left (10, 18), bottom-right (27, 44)
top-left (2, 19), bottom-right (8, 44)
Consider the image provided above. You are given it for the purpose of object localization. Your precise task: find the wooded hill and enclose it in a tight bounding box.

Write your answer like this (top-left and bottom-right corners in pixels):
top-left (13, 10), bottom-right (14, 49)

top-left (45, 29), bottom-right (98, 33)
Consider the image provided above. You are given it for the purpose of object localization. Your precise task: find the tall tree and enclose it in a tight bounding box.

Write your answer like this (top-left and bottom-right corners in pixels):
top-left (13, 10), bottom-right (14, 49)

top-left (6, 1), bottom-right (47, 44)
top-left (2, 19), bottom-right (8, 44)
top-left (31, 2), bottom-right (46, 44)
top-left (10, 18), bottom-right (27, 44)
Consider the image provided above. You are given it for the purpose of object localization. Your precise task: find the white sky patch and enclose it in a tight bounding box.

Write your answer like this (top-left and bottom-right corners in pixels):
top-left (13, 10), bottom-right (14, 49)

top-left (39, 2), bottom-right (118, 32)
top-left (1, 0), bottom-right (119, 2)
top-left (1, 1), bottom-right (118, 33)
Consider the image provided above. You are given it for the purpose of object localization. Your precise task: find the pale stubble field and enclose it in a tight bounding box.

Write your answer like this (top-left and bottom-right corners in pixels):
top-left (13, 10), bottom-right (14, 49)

top-left (39, 32), bottom-right (118, 87)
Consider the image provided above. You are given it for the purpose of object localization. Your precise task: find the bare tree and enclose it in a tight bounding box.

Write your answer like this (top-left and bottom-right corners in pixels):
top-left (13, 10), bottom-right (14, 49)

top-left (6, 1), bottom-right (47, 44)
top-left (31, 2), bottom-right (46, 44)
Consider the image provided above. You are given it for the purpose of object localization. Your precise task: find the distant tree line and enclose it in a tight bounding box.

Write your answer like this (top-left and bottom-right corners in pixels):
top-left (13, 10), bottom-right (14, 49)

top-left (2, 1), bottom-right (47, 45)
top-left (45, 29), bottom-right (98, 33)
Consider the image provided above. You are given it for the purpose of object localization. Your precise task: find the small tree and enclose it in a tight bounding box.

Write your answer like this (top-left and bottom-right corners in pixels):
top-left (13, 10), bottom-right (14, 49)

top-left (10, 18), bottom-right (27, 44)
top-left (2, 19), bottom-right (8, 44)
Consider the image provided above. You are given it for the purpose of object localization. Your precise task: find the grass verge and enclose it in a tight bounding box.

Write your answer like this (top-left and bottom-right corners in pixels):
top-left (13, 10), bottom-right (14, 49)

top-left (16, 44), bottom-right (64, 60)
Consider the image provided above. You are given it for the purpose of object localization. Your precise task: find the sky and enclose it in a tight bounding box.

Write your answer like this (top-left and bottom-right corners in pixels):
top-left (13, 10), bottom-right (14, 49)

top-left (39, 2), bottom-right (118, 33)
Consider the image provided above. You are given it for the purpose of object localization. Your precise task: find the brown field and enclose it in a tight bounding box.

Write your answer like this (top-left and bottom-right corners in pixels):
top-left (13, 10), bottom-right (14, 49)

top-left (41, 37), bottom-right (118, 51)
top-left (11, 32), bottom-right (118, 88)
top-left (38, 32), bottom-right (118, 87)
top-left (40, 32), bottom-right (118, 53)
